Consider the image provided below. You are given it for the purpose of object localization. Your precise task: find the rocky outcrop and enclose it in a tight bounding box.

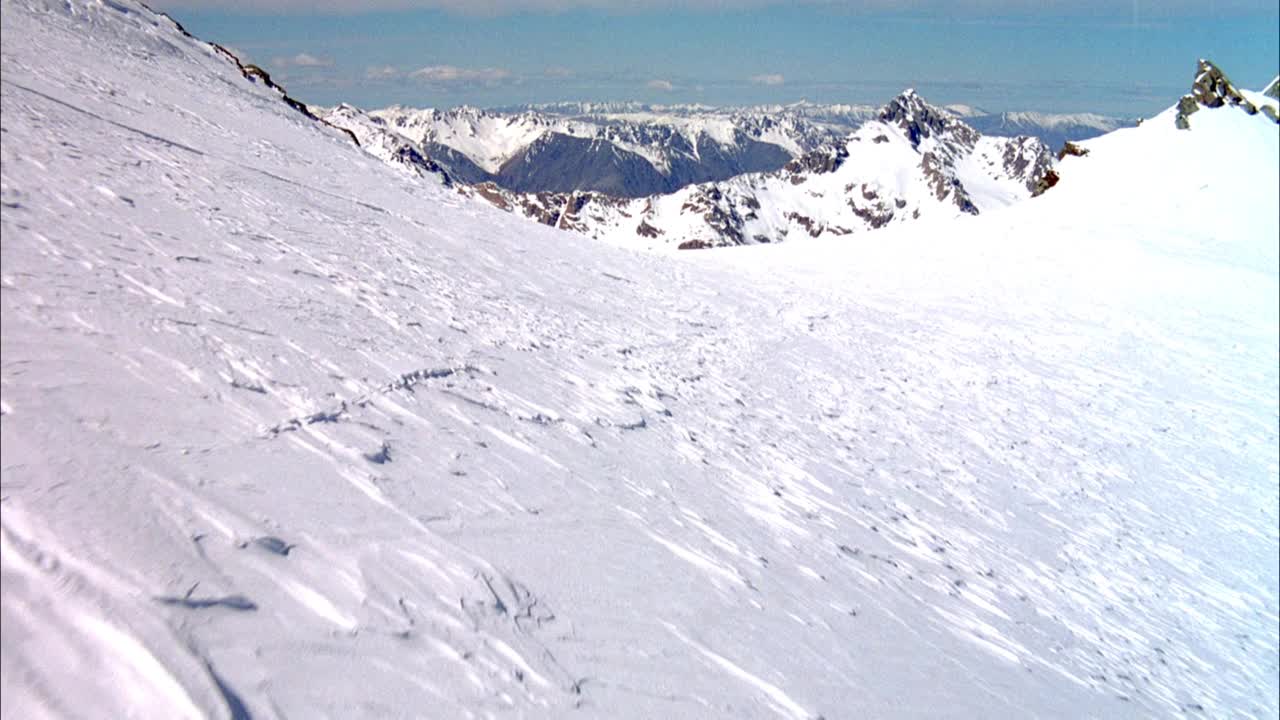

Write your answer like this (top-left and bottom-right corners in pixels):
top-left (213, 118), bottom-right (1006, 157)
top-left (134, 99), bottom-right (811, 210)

top-left (1175, 59), bottom-right (1267, 129)
top-left (677, 186), bottom-right (749, 246)
top-left (1031, 169), bottom-right (1060, 198)
top-left (1056, 141), bottom-right (1090, 161)
top-left (784, 144), bottom-right (849, 174)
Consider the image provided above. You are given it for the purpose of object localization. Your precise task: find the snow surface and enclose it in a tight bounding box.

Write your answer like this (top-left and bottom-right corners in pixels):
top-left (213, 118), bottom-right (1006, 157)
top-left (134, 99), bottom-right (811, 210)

top-left (2, 2), bottom-right (1278, 719)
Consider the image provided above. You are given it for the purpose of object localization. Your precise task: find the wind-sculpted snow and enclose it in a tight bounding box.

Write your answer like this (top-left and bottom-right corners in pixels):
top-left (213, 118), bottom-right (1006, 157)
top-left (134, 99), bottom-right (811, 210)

top-left (2, 2), bottom-right (1278, 719)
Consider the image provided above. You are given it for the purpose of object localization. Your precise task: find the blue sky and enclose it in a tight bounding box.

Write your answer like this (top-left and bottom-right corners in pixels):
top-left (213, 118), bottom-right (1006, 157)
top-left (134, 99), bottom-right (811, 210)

top-left (158, 1), bottom-right (1280, 116)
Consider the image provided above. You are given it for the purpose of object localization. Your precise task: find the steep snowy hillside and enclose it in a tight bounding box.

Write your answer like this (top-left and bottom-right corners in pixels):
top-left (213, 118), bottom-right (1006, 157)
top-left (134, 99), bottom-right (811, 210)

top-left (465, 89), bottom-right (1054, 249)
top-left (3, 4), bottom-right (1278, 720)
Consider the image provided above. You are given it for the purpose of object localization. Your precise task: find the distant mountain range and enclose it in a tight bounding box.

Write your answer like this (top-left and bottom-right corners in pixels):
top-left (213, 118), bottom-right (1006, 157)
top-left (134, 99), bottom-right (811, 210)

top-left (317, 101), bottom-right (1132, 200)
top-left (321, 91), bottom-right (1059, 249)
top-left (465, 90), bottom-right (1056, 249)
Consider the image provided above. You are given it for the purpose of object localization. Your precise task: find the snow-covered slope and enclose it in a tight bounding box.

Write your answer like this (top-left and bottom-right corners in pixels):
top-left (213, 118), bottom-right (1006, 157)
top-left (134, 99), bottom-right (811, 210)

top-left (3, 3), bottom-right (1278, 720)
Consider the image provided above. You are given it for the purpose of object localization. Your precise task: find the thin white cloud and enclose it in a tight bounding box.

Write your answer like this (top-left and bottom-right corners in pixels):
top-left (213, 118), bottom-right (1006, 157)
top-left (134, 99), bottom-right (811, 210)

top-left (272, 52), bottom-right (333, 68)
top-left (646, 79), bottom-right (674, 91)
top-left (544, 66), bottom-right (575, 78)
top-left (750, 73), bottom-right (785, 86)
top-left (409, 65), bottom-right (513, 85)
top-left (365, 65), bottom-right (401, 79)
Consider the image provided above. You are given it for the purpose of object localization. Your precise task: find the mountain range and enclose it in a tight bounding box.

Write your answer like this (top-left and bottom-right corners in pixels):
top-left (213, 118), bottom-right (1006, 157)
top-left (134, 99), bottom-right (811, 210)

top-left (317, 100), bottom-right (1132, 201)
top-left (325, 89), bottom-right (1059, 249)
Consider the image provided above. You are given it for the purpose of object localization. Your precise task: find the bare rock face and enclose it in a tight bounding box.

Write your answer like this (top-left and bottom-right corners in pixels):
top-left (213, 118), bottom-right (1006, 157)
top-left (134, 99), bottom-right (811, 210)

top-left (1175, 95), bottom-right (1199, 130)
top-left (1001, 136), bottom-right (1055, 194)
top-left (678, 187), bottom-right (748, 247)
top-left (920, 152), bottom-right (978, 215)
top-left (1031, 169), bottom-right (1060, 197)
top-left (784, 143), bottom-right (850, 175)
top-left (1176, 59), bottom-right (1266, 129)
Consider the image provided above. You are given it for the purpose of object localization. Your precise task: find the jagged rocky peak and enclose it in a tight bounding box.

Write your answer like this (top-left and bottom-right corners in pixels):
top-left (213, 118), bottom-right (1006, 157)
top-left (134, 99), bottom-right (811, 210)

top-left (1175, 59), bottom-right (1272, 128)
top-left (878, 88), bottom-right (979, 149)
top-left (1189, 59), bottom-right (1252, 108)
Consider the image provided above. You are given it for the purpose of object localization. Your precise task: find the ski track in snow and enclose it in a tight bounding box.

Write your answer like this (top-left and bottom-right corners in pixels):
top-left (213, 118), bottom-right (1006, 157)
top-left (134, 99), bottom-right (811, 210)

top-left (1, 1), bottom-right (1278, 719)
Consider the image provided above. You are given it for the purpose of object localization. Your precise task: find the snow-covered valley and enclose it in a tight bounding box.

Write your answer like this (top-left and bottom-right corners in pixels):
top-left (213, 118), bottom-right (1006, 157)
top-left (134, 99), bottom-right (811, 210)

top-left (1, 2), bottom-right (1277, 719)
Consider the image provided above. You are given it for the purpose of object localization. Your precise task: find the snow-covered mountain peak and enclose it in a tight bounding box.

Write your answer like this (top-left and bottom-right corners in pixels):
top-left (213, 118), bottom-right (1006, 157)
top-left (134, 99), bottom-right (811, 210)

top-left (460, 93), bottom-right (1056, 250)
top-left (877, 88), bottom-right (980, 152)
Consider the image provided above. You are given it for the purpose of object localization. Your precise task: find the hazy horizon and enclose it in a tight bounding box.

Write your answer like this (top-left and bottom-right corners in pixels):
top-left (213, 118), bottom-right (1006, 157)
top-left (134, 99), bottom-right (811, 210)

top-left (158, 1), bottom-right (1279, 117)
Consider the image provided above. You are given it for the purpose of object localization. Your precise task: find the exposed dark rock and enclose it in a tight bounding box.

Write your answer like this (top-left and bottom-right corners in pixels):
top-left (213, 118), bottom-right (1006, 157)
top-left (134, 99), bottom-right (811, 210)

top-left (846, 200), bottom-right (894, 229)
top-left (784, 144), bottom-right (849, 174)
top-left (920, 151), bottom-right (978, 214)
top-left (786, 212), bottom-right (824, 237)
top-left (1031, 169), bottom-right (1060, 197)
top-left (472, 183), bottom-right (512, 211)
top-left (1175, 95), bottom-right (1199, 130)
top-left (205, 43), bottom-right (361, 148)
top-left (677, 239), bottom-right (713, 250)
top-left (1056, 141), bottom-right (1090, 161)
top-left (1188, 59), bottom-right (1253, 111)
top-left (636, 220), bottom-right (663, 238)
top-left (1175, 59), bottom-right (1270, 129)
top-left (879, 89), bottom-right (978, 152)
